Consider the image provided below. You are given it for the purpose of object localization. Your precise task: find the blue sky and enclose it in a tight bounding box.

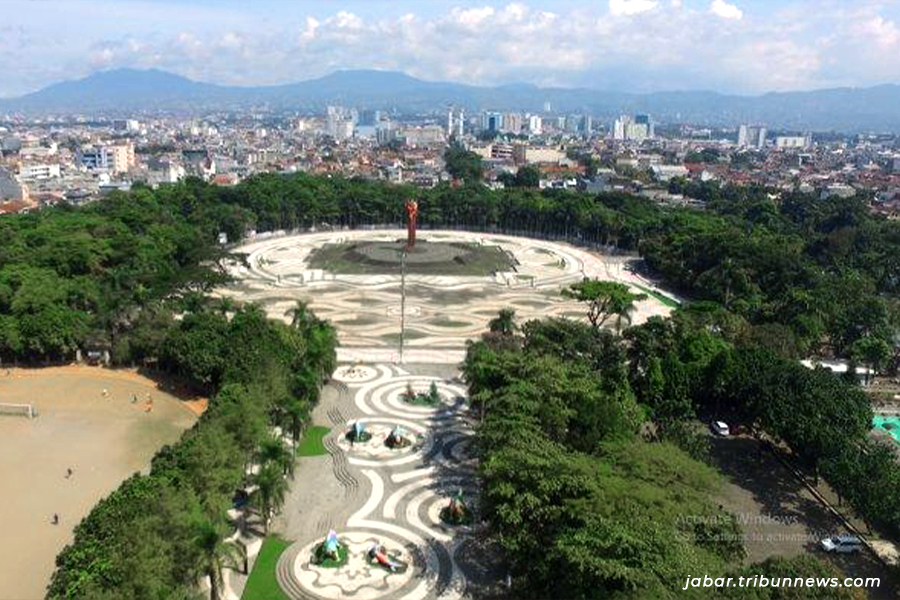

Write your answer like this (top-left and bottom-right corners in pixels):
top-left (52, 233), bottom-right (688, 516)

top-left (1, 0), bottom-right (899, 97)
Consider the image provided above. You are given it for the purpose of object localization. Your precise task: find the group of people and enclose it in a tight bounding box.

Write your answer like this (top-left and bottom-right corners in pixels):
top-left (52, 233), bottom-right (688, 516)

top-left (51, 468), bottom-right (75, 525)
top-left (103, 388), bottom-right (153, 413)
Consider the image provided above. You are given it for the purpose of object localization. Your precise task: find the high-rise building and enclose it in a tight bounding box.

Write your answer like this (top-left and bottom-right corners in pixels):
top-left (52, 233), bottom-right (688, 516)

top-left (482, 112), bottom-right (503, 133)
top-left (738, 125), bottom-right (767, 149)
top-left (326, 106), bottom-right (355, 139)
top-left (503, 113), bottom-right (523, 134)
top-left (634, 114), bottom-right (654, 139)
top-left (77, 146), bottom-right (110, 171)
top-left (613, 115), bottom-right (652, 142)
top-left (527, 115), bottom-right (542, 135)
top-left (580, 115), bottom-right (593, 135)
top-left (359, 110), bottom-right (384, 126)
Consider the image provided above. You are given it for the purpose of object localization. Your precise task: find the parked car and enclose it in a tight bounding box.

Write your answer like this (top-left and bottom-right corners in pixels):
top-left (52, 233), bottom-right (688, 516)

top-left (711, 421), bottom-right (730, 436)
top-left (820, 535), bottom-right (863, 554)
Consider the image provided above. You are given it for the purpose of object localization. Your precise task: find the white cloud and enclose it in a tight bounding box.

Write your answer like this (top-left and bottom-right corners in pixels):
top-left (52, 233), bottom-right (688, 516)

top-left (710, 0), bottom-right (743, 20)
top-left (857, 16), bottom-right (900, 49)
top-left (609, 0), bottom-right (659, 17)
top-left (3, 0), bottom-right (900, 97)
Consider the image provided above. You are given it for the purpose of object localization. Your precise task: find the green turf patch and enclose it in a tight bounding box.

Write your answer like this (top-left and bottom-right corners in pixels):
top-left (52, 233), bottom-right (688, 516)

top-left (631, 283), bottom-right (680, 308)
top-left (312, 541), bottom-right (349, 568)
top-left (241, 536), bottom-right (290, 600)
top-left (511, 299), bottom-right (550, 309)
top-left (380, 330), bottom-right (428, 344)
top-left (308, 240), bottom-right (515, 276)
top-left (404, 285), bottom-right (484, 305)
top-left (429, 318), bottom-right (471, 328)
top-left (337, 315), bottom-right (382, 327)
top-left (296, 426), bottom-right (330, 457)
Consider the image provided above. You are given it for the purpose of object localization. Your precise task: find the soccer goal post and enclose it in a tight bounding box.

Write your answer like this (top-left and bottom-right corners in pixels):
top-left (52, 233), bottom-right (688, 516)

top-left (0, 403), bottom-right (36, 418)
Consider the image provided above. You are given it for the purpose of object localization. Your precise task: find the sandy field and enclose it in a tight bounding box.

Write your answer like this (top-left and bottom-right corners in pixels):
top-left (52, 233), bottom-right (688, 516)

top-left (0, 366), bottom-right (201, 600)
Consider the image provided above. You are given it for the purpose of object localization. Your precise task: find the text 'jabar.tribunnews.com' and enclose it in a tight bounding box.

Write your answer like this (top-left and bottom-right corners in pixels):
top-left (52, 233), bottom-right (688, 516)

top-left (683, 575), bottom-right (880, 592)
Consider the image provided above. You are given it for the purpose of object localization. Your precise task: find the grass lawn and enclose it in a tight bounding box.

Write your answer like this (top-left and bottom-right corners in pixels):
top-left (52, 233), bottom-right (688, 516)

top-left (308, 241), bottom-right (514, 275)
top-left (241, 536), bottom-right (291, 600)
top-left (381, 329), bottom-right (428, 344)
top-left (631, 283), bottom-right (680, 308)
top-left (296, 426), bottom-right (330, 457)
top-left (429, 317), bottom-right (471, 328)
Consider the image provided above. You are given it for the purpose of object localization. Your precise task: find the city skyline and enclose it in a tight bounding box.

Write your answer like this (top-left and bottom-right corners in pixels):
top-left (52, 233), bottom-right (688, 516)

top-left (2, 0), bottom-right (900, 98)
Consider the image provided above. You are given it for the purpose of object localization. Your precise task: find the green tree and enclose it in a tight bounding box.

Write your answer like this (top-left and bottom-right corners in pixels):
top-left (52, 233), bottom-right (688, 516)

top-left (444, 145), bottom-right (484, 183)
top-left (191, 515), bottom-right (242, 600)
top-left (488, 308), bottom-right (518, 336)
top-left (253, 464), bottom-right (289, 534)
top-left (563, 279), bottom-right (647, 333)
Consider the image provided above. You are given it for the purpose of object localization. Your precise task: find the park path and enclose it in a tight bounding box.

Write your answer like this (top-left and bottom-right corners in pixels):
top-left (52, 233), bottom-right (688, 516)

top-left (274, 363), bottom-right (481, 600)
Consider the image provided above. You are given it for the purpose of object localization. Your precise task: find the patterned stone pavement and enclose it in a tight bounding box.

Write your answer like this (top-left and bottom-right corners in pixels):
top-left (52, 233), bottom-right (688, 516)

top-left (276, 365), bottom-right (475, 600)
top-left (220, 230), bottom-right (679, 598)
top-left (219, 229), bottom-right (677, 363)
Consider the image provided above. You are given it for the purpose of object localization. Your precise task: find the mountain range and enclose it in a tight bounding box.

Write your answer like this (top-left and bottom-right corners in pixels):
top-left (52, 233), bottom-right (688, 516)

top-left (2, 68), bottom-right (900, 132)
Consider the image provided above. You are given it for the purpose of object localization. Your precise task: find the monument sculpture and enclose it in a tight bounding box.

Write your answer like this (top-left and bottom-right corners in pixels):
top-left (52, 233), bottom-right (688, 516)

top-left (405, 199), bottom-right (418, 249)
top-left (440, 488), bottom-right (472, 525)
top-left (312, 529), bottom-right (347, 566)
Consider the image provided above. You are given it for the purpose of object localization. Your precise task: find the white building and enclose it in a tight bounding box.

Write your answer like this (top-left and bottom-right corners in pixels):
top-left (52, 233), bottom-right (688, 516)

top-left (19, 164), bottom-right (60, 180)
top-left (775, 136), bottom-right (811, 150)
top-left (113, 119), bottom-right (141, 132)
top-left (519, 146), bottom-right (564, 164)
top-left (738, 125), bottom-right (767, 149)
top-left (613, 115), bottom-right (651, 142)
top-left (651, 165), bottom-right (689, 182)
top-left (401, 126), bottom-right (445, 146)
top-left (77, 143), bottom-right (134, 174)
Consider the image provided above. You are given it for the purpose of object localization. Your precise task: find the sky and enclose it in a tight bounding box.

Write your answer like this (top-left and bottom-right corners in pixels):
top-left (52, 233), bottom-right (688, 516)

top-left (1, 0), bottom-right (899, 97)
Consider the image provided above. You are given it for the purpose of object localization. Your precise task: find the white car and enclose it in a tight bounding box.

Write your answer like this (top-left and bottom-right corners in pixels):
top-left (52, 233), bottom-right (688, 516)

top-left (711, 421), bottom-right (730, 436)
top-left (820, 535), bottom-right (862, 554)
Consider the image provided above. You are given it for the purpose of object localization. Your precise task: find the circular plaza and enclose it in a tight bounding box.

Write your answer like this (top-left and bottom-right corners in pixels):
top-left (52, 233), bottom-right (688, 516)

top-left (221, 229), bottom-right (678, 600)
top-left (220, 229), bottom-right (676, 363)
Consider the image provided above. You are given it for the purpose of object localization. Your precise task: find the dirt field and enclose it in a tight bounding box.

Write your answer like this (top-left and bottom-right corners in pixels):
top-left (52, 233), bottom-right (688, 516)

top-left (710, 434), bottom-right (899, 599)
top-left (0, 366), bottom-right (201, 600)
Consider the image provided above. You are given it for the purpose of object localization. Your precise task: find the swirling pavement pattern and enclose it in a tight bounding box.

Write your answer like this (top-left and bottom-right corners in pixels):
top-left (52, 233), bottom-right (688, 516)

top-left (276, 365), bottom-right (475, 600)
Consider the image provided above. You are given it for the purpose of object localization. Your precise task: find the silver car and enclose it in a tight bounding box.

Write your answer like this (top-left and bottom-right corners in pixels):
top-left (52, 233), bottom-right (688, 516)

top-left (820, 535), bottom-right (862, 554)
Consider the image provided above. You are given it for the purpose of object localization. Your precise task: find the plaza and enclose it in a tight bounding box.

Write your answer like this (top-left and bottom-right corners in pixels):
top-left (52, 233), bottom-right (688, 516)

top-left (222, 229), bottom-right (677, 363)
top-left (222, 229), bottom-right (677, 599)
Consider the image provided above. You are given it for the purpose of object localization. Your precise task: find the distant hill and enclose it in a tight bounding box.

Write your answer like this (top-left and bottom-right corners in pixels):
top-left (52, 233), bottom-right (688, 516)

top-left (2, 68), bottom-right (900, 132)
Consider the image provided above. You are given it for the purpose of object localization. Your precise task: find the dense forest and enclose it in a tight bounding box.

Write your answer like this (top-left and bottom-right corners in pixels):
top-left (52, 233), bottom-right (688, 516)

top-left (1, 169), bottom-right (897, 598)
top-left (2, 172), bottom-right (897, 372)
top-left (0, 186), bottom-right (337, 598)
top-left (463, 304), bottom-right (883, 599)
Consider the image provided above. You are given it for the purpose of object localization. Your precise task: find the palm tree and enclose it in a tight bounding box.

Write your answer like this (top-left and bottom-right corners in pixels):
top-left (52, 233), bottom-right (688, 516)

top-left (257, 435), bottom-right (295, 477)
top-left (192, 516), bottom-right (242, 600)
top-left (488, 309), bottom-right (518, 336)
top-left (285, 300), bottom-right (316, 332)
top-left (608, 290), bottom-right (648, 334)
top-left (253, 464), bottom-right (289, 534)
top-left (215, 297), bottom-right (237, 316)
top-left (278, 397), bottom-right (308, 449)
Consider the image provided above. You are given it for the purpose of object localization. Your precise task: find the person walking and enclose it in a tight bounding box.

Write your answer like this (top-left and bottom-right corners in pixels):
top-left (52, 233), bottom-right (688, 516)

top-left (51, 514), bottom-right (59, 525)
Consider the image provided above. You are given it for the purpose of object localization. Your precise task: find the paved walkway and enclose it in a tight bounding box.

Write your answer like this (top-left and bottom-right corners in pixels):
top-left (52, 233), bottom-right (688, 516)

top-left (220, 229), bottom-right (676, 361)
top-left (274, 364), bottom-right (480, 600)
